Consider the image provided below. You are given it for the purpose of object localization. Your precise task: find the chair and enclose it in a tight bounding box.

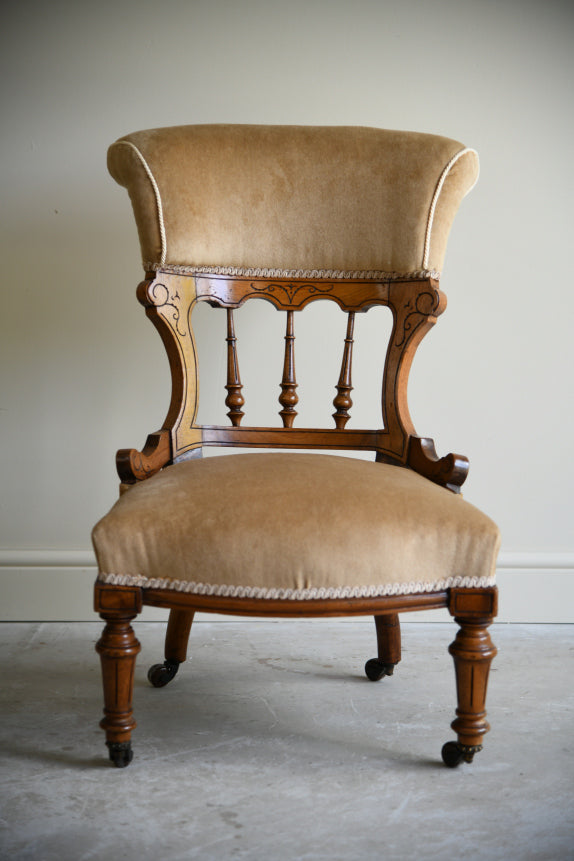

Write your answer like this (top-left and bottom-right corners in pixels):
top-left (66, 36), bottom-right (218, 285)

top-left (92, 124), bottom-right (500, 769)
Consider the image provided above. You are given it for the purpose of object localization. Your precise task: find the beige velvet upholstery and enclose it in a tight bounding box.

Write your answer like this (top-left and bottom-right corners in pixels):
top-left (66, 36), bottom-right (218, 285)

top-left (108, 125), bottom-right (478, 276)
top-left (93, 454), bottom-right (499, 599)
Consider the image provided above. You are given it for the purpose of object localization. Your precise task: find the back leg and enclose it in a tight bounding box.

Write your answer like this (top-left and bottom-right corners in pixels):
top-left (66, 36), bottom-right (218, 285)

top-left (365, 613), bottom-right (401, 681)
top-left (148, 609), bottom-right (195, 687)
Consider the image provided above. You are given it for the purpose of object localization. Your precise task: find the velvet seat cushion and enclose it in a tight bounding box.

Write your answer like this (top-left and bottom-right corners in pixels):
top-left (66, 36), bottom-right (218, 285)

top-left (93, 453), bottom-right (499, 600)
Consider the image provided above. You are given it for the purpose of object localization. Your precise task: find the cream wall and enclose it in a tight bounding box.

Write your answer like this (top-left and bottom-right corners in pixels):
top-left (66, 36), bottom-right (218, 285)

top-left (1, 0), bottom-right (573, 621)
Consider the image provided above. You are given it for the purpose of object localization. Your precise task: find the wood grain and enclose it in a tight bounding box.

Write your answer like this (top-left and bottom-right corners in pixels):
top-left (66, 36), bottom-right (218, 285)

top-left (115, 271), bottom-right (465, 487)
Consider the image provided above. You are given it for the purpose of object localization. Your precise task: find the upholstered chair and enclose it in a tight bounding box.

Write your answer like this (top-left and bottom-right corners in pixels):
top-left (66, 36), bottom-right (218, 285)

top-left (92, 125), bottom-right (500, 768)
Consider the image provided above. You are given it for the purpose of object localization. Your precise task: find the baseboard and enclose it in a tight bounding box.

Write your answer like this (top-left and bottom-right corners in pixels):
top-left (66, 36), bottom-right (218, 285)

top-left (0, 550), bottom-right (573, 623)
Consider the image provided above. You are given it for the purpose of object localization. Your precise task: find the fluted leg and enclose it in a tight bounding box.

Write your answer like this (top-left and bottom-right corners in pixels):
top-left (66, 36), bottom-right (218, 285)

top-left (94, 584), bottom-right (142, 767)
top-left (443, 614), bottom-right (497, 766)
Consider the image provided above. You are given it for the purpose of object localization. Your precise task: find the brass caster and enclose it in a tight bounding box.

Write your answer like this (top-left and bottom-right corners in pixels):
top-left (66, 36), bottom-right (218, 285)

top-left (441, 741), bottom-right (482, 768)
top-left (107, 741), bottom-right (133, 768)
top-left (148, 659), bottom-right (180, 688)
top-left (364, 658), bottom-right (396, 681)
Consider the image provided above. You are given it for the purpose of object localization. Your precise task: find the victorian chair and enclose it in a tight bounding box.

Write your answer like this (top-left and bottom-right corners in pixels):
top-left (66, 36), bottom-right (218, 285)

top-left (92, 124), bottom-right (500, 768)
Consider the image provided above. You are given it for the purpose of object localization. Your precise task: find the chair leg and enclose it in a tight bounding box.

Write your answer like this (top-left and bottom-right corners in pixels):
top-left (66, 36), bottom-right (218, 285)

top-left (442, 614), bottom-right (497, 767)
top-left (95, 586), bottom-right (142, 768)
top-left (365, 613), bottom-right (401, 681)
top-left (148, 609), bottom-right (195, 688)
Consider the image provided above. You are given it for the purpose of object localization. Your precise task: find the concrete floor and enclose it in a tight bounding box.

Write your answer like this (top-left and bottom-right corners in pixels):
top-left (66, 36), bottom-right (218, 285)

top-left (0, 621), bottom-right (572, 861)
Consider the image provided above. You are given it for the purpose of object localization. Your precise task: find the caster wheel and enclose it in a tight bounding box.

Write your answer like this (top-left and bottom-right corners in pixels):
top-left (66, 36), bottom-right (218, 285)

top-left (148, 659), bottom-right (180, 687)
top-left (364, 658), bottom-right (395, 681)
top-left (441, 741), bottom-right (464, 768)
top-left (107, 742), bottom-right (133, 768)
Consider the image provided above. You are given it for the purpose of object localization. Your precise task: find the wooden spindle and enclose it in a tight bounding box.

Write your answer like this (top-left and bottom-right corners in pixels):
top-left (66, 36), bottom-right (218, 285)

top-left (279, 310), bottom-right (298, 428)
top-left (225, 309), bottom-right (245, 426)
top-left (332, 311), bottom-right (355, 428)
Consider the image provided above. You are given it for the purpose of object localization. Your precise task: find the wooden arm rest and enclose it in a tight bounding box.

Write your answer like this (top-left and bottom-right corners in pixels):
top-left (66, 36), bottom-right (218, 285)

top-left (407, 436), bottom-right (469, 493)
top-left (116, 429), bottom-right (172, 484)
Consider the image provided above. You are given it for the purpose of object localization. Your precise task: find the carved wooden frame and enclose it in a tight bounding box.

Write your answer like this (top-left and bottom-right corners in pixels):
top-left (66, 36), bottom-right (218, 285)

top-left (117, 270), bottom-right (469, 492)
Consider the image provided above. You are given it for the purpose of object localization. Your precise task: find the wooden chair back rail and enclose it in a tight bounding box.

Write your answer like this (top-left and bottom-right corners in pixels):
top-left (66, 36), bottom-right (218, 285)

top-left (228, 304), bottom-right (357, 430)
top-left (116, 271), bottom-right (469, 492)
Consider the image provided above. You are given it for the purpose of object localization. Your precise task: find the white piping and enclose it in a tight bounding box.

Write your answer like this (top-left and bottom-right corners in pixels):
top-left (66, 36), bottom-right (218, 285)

top-left (422, 147), bottom-right (479, 270)
top-left (116, 140), bottom-right (167, 265)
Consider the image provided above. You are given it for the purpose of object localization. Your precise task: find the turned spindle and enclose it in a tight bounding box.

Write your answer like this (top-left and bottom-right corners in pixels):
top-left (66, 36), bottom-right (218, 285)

top-left (225, 309), bottom-right (245, 426)
top-left (279, 310), bottom-right (298, 428)
top-left (333, 311), bottom-right (355, 428)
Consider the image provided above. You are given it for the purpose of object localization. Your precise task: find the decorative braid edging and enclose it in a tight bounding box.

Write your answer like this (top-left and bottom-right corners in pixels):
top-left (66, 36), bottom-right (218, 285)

top-left (97, 572), bottom-right (495, 600)
top-left (143, 263), bottom-right (441, 281)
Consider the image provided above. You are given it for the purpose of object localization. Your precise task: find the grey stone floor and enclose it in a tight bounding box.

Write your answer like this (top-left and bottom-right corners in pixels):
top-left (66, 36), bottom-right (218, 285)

top-left (0, 621), bottom-right (573, 860)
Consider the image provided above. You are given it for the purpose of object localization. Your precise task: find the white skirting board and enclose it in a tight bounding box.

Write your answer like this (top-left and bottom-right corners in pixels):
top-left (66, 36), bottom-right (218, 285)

top-left (0, 550), bottom-right (572, 623)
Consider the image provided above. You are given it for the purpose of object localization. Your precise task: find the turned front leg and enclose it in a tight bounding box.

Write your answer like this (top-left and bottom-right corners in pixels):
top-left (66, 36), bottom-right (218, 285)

top-left (94, 584), bottom-right (142, 767)
top-left (443, 615), bottom-right (497, 766)
top-left (443, 587), bottom-right (498, 767)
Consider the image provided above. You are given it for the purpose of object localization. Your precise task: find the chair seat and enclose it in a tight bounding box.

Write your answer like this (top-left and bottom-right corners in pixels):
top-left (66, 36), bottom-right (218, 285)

top-left (93, 453), bottom-right (499, 600)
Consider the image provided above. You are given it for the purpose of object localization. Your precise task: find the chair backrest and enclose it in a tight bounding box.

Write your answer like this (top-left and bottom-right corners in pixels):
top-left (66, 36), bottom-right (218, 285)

top-left (108, 125), bottom-right (478, 492)
top-left (108, 124), bottom-right (478, 276)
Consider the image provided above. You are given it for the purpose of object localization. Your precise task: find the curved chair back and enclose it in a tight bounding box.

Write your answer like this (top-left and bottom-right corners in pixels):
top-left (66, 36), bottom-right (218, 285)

top-left (108, 125), bottom-right (478, 492)
top-left (108, 124), bottom-right (478, 277)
